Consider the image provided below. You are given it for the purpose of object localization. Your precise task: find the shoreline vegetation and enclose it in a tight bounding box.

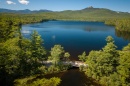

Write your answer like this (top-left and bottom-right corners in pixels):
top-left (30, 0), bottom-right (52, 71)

top-left (0, 7), bottom-right (130, 86)
top-left (0, 13), bottom-right (130, 32)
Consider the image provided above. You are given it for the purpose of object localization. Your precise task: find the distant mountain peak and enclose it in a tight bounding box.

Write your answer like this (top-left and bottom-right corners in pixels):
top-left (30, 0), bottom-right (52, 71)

top-left (87, 6), bottom-right (94, 8)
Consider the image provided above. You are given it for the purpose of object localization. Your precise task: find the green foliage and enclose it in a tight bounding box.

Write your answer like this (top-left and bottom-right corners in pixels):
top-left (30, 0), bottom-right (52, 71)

top-left (0, 29), bottom-right (48, 85)
top-left (105, 36), bottom-right (114, 43)
top-left (84, 36), bottom-right (130, 86)
top-left (0, 20), bottom-right (67, 85)
top-left (48, 45), bottom-right (64, 66)
top-left (0, 8), bottom-right (130, 86)
top-left (48, 45), bottom-right (70, 66)
top-left (32, 77), bottom-right (61, 86)
top-left (0, 38), bottom-right (21, 74)
top-left (85, 36), bottom-right (119, 78)
top-left (123, 43), bottom-right (130, 51)
top-left (0, 38), bottom-right (21, 85)
top-left (37, 66), bottom-right (47, 74)
top-left (30, 30), bottom-right (46, 59)
top-left (14, 76), bottom-right (61, 86)
top-left (64, 52), bottom-right (70, 61)
top-left (115, 30), bottom-right (130, 41)
top-left (48, 65), bottom-right (60, 73)
top-left (18, 31), bottom-right (47, 76)
top-left (105, 19), bottom-right (130, 32)
top-left (0, 24), bottom-right (19, 42)
top-left (78, 51), bottom-right (87, 62)
top-left (117, 48), bottom-right (130, 85)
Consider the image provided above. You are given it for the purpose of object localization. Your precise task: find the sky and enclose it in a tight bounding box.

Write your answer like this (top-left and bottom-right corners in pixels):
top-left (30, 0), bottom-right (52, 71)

top-left (0, 0), bottom-right (130, 12)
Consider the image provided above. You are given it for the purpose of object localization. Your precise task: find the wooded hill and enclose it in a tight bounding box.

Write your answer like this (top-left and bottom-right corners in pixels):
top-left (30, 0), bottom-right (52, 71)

top-left (1, 7), bottom-right (130, 21)
top-left (51, 7), bottom-right (130, 21)
top-left (1, 7), bottom-right (130, 32)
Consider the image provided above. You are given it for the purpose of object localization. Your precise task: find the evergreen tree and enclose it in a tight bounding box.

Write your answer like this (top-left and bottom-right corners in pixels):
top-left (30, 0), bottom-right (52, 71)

top-left (48, 45), bottom-right (64, 66)
top-left (85, 36), bottom-right (120, 85)
top-left (78, 51), bottom-right (87, 62)
top-left (64, 52), bottom-right (70, 61)
top-left (30, 30), bottom-right (46, 59)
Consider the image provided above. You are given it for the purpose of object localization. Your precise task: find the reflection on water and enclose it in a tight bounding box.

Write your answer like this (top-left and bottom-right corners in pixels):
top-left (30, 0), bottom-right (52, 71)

top-left (21, 30), bottom-right (31, 34)
top-left (115, 30), bottom-right (130, 41)
top-left (29, 21), bottom-right (113, 31)
top-left (44, 68), bottom-right (101, 86)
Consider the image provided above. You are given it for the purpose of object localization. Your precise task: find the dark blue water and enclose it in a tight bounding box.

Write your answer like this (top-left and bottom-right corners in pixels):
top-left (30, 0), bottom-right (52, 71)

top-left (22, 21), bottom-right (129, 60)
top-left (22, 21), bottom-right (130, 86)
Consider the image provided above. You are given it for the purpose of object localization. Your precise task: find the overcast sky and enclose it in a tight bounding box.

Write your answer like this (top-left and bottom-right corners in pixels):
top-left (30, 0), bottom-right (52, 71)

top-left (0, 0), bottom-right (130, 12)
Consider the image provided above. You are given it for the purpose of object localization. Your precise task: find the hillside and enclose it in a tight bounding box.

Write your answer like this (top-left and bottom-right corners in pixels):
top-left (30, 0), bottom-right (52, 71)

top-left (50, 7), bottom-right (130, 21)
top-left (0, 7), bottom-right (130, 21)
top-left (0, 7), bottom-right (130, 32)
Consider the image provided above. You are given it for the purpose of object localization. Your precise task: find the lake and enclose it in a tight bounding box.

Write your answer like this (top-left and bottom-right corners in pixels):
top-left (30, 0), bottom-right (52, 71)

top-left (22, 21), bottom-right (130, 86)
top-left (22, 20), bottom-right (129, 60)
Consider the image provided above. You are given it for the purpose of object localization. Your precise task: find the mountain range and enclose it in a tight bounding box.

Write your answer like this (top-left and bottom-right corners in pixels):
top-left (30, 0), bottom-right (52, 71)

top-left (0, 7), bottom-right (130, 14)
top-left (0, 8), bottom-right (52, 13)
top-left (0, 7), bottom-right (130, 19)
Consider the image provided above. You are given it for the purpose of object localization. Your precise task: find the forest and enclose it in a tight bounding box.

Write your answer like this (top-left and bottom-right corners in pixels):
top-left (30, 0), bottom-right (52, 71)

top-left (79, 36), bottom-right (130, 86)
top-left (0, 14), bottom-right (70, 86)
top-left (0, 8), bottom-right (130, 86)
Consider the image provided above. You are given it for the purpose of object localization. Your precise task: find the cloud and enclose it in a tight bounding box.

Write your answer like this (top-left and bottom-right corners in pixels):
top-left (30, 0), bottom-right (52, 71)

top-left (18, 0), bottom-right (29, 5)
top-left (6, 1), bottom-right (16, 5)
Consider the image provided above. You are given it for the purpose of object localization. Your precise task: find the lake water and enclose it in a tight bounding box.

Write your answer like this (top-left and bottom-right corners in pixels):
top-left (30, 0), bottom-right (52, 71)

top-left (22, 20), bottom-right (129, 60)
top-left (22, 21), bottom-right (130, 86)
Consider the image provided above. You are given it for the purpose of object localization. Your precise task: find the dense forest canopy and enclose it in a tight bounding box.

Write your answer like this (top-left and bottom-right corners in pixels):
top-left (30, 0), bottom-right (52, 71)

top-left (84, 36), bottom-right (130, 86)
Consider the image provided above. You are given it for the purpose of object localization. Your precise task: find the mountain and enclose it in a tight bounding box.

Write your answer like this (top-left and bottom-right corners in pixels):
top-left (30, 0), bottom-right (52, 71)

top-left (0, 7), bottom-right (130, 20)
top-left (51, 7), bottom-right (130, 21)
top-left (0, 8), bottom-right (52, 14)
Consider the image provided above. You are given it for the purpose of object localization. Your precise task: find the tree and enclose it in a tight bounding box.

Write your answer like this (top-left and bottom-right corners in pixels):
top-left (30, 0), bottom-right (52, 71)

top-left (116, 45), bottom-right (130, 85)
top-left (48, 45), bottom-right (64, 66)
top-left (0, 38), bottom-right (20, 74)
top-left (17, 31), bottom-right (47, 75)
top-left (30, 30), bottom-right (46, 59)
top-left (85, 36), bottom-right (120, 85)
top-left (85, 50), bottom-right (101, 78)
top-left (78, 51), bottom-right (87, 62)
top-left (0, 38), bottom-right (21, 85)
top-left (103, 36), bottom-right (117, 54)
top-left (14, 76), bottom-right (61, 86)
top-left (123, 43), bottom-right (130, 51)
top-left (105, 36), bottom-right (114, 43)
top-left (64, 52), bottom-right (70, 61)
top-left (98, 36), bottom-right (119, 78)
top-left (48, 45), bottom-right (70, 67)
